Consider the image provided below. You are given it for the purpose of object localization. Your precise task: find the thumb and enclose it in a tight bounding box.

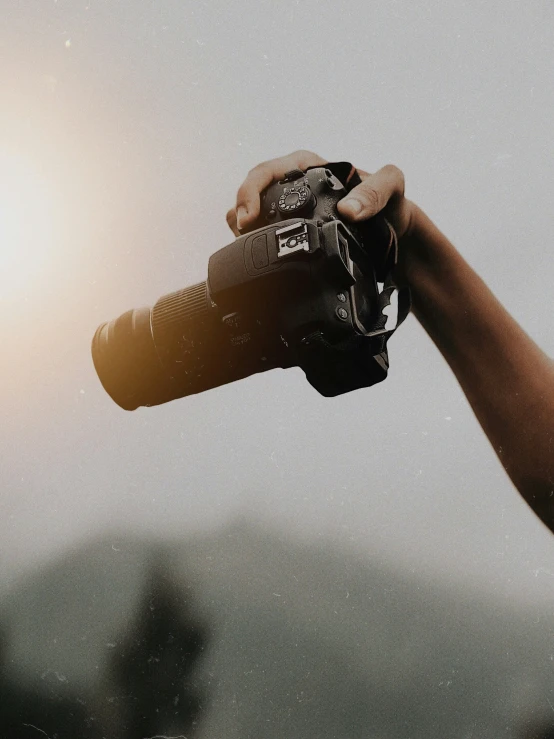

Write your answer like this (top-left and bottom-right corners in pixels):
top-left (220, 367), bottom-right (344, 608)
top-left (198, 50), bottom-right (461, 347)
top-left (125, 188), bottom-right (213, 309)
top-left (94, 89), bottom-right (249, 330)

top-left (337, 164), bottom-right (404, 221)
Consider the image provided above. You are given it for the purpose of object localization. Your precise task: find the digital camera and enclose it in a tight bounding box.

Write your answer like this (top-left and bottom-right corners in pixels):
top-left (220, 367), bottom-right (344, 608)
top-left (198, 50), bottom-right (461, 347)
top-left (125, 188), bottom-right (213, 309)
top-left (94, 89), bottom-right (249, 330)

top-left (92, 162), bottom-right (409, 410)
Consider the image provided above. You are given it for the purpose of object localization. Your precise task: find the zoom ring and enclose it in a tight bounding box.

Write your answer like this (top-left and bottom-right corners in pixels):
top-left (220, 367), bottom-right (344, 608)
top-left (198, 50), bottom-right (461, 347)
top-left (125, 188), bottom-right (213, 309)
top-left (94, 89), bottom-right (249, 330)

top-left (152, 281), bottom-right (211, 337)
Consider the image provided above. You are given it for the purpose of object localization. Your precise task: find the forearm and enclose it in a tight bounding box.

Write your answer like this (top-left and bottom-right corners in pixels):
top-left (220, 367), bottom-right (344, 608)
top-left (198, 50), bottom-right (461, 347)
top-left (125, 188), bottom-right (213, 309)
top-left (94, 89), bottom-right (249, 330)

top-left (401, 205), bottom-right (554, 528)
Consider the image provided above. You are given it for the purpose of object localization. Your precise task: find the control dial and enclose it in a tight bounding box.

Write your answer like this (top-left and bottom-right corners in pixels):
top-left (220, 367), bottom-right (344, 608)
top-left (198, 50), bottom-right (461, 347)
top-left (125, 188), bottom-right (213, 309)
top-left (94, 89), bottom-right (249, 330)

top-left (277, 185), bottom-right (314, 214)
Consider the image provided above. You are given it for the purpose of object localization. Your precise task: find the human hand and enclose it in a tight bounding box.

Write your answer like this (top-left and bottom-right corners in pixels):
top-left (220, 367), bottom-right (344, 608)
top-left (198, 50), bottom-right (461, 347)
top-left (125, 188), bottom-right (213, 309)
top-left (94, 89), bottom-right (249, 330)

top-left (226, 150), bottom-right (416, 249)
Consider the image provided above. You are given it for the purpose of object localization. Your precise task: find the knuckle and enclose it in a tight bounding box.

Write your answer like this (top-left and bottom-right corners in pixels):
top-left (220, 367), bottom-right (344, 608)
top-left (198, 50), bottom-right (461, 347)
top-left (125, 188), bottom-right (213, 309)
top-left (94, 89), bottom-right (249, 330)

top-left (248, 160), bottom-right (268, 176)
top-left (383, 164), bottom-right (405, 193)
top-left (294, 149), bottom-right (321, 167)
top-left (235, 183), bottom-right (250, 206)
top-left (360, 184), bottom-right (381, 212)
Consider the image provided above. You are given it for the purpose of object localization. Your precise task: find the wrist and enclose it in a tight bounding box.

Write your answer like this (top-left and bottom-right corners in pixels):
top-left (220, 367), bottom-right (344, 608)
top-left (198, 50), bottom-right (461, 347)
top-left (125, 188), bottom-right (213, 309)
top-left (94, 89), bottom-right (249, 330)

top-left (394, 202), bottom-right (429, 286)
top-left (395, 202), bottom-right (455, 288)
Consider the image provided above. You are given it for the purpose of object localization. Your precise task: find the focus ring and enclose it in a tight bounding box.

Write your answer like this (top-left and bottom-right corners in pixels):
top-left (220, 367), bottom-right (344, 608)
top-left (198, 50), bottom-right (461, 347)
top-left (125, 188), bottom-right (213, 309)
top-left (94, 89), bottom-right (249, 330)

top-left (152, 282), bottom-right (211, 337)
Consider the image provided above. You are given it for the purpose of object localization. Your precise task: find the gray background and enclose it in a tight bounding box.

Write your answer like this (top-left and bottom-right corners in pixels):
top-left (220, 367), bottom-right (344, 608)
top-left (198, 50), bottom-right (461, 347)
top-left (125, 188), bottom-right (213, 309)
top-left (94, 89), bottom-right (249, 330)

top-left (1, 0), bottom-right (554, 734)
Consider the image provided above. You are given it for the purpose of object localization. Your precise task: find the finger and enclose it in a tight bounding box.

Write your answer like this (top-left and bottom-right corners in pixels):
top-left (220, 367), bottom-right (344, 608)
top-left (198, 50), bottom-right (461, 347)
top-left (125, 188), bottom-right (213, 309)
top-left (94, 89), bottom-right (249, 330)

top-left (337, 164), bottom-right (404, 221)
top-left (235, 149), bottom-right (327, 231)
top-left (226, 207), bottom-right (240, 236)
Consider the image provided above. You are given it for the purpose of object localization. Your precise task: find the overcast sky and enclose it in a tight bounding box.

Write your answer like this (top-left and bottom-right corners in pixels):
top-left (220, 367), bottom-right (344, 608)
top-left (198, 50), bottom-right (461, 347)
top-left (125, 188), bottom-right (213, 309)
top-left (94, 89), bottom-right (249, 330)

top-left (1, 0), bottom-right (554, 612)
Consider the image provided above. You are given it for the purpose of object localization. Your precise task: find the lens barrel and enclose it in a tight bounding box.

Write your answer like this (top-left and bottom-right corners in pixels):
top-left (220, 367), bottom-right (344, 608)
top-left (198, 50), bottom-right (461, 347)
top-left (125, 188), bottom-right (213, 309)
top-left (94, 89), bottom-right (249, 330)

top-left (92, 282), bottom-right (217, 410)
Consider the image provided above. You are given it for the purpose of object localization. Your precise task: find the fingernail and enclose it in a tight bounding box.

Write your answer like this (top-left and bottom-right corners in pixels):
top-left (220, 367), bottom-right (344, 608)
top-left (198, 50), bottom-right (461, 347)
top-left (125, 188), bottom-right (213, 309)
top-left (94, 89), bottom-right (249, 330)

top-left (341, 199), bottom-right (363, 217)
top-left (236, 205), bottom-right (248, 231)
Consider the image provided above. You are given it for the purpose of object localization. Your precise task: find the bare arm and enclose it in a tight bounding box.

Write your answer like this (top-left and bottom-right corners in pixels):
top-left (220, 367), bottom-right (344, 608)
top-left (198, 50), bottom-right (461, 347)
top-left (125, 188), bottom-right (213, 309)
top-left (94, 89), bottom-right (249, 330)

top-left (228, 151), bottom-right (554, 531)
top-left (403, 205), bottom-right (554, 527)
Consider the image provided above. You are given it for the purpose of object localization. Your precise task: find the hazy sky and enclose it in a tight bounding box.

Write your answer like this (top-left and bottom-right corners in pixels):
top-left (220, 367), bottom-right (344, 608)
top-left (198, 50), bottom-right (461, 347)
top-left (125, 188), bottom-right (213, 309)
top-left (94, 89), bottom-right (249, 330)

top-left (1, 0), bottom-right (554, 609)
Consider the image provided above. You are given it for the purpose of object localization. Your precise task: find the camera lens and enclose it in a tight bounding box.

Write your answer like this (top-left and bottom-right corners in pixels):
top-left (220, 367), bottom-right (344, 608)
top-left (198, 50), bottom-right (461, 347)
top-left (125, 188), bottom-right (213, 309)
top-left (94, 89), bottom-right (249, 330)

top-left (92, 306), bottom-right (167, 411)
top-left (92, 282), bottom-right (218, 410)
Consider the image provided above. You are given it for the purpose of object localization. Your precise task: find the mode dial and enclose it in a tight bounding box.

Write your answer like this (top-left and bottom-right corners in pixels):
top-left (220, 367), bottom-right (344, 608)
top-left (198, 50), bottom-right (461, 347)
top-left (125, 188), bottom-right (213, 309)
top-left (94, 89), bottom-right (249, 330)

top-left (277, 186), bottom-right (314, 214)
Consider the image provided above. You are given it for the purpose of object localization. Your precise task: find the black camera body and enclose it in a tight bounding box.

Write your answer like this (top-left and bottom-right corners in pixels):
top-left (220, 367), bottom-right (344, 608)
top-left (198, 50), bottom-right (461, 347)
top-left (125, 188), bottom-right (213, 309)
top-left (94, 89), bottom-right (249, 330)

top-left (92, 163), bottom-right (408, 410)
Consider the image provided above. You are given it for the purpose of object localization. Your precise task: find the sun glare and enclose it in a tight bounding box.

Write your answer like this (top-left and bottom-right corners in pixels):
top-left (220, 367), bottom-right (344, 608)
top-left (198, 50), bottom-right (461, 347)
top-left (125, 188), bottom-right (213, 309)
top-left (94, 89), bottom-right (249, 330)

top-left (0, 148), bottom-right (58, 300)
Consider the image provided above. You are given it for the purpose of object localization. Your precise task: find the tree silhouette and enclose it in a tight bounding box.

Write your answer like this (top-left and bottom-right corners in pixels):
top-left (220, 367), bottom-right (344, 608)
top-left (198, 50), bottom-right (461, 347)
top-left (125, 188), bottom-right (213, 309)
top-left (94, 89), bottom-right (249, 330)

top-left (105, 558), bottom-right (208, 738)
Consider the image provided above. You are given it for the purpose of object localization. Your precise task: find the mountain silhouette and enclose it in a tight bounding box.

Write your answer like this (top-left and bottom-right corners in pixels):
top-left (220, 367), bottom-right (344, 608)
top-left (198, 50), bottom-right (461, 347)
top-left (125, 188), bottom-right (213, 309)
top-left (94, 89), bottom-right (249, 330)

top-left (1, 519), bottom-right (553, 738)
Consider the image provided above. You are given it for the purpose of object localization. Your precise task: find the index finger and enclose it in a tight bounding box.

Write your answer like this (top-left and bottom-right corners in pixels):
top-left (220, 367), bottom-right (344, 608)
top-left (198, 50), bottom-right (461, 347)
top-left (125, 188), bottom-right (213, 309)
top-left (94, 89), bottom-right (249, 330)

top-left (234, 150), bottom-right (327, 231)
